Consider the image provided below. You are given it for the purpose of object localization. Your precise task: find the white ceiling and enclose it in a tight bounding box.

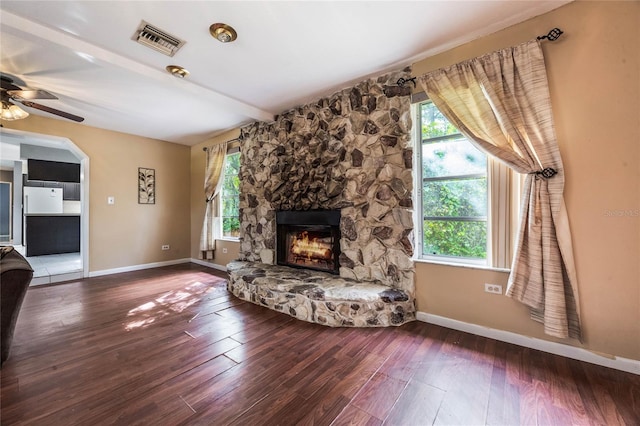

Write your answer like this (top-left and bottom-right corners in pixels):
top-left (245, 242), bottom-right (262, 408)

top-left (0, 1), bottom-right (570, 146)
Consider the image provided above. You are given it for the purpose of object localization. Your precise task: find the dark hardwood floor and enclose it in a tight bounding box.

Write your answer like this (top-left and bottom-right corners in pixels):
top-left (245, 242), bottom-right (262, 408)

top-left (1, 264), bottom-right (638, 425)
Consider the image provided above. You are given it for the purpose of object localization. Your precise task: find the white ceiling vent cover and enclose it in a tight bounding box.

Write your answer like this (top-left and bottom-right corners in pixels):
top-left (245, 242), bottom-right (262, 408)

top-left (132, 20), bottom-right (186, 57)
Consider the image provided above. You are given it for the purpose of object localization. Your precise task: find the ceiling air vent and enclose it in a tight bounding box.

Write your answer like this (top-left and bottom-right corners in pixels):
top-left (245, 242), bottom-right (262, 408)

top-left (132, 20), bottom-right (186, 57)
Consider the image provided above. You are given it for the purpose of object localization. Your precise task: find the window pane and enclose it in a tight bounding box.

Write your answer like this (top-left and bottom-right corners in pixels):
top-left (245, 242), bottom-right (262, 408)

top-left (418, 100), bottom-right (488, 262)
top-left (421, 102), bottom-right (458, 139)
top-left (422, 139), bottom-right (486, 178)
top-left (222, 195), bottom-right (239, 217)
top-left (224, 152), bottom-right (240, 175)
top-left (223, 175), bottom-right (239, 196)
top-left (423, 178), bottom-right (487, 218)
top-left (222, 217), bottom-right (240, 238)
top-left (220, 151), bottom-right (240, 239)
top-left (423, 220), bottom-right (487, 258)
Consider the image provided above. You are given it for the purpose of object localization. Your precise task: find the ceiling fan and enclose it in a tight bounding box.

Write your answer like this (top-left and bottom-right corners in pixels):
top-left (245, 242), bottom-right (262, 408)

top-left (1, 75), bottom-right (84, 122)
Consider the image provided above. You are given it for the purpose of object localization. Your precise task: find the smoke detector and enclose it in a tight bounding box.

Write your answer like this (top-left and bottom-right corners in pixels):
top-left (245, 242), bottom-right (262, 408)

top-left (132, 20), bottom-right (186, 57)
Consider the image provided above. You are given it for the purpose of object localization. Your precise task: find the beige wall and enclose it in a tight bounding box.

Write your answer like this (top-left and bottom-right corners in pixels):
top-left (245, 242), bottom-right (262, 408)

top-left (412, 1), bottom-right (639, 360)
top-left (4, 116), bottom-right (191, 272)
top-left (189, 129), bottom-right (240, 265)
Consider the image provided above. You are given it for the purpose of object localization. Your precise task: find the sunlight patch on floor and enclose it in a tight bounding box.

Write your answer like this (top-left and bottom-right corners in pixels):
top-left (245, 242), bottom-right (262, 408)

top-left (124, 281), bottom-right (212, 331)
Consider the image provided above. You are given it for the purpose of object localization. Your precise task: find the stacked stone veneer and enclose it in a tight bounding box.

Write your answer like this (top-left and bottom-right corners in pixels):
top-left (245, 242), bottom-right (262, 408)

top-left (233, 68), bottom-right (415, 326)
top-left (227, 261), bottom-right (415, 327)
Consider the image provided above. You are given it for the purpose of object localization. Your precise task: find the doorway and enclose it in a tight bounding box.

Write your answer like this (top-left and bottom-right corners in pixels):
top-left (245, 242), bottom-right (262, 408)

top-left (0, 128), bottom-right (89, 284)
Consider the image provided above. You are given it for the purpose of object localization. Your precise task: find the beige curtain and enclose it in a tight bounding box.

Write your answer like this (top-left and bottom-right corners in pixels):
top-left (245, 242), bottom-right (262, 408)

top-left (487, 157), bottom-right (518, 269)
top-left (419, 40), bottom-right (581, 339)
top-left (199, 142), bottom-right (228, 259)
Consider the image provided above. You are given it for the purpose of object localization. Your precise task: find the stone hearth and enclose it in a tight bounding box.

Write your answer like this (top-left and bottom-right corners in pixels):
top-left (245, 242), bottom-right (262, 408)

top-left (227, 261), bottom-right (415, 327)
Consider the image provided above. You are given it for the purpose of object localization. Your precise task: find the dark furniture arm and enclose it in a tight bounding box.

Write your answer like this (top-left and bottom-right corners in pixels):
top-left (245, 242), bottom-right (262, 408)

top-left (1, 247), bottom-right (34, 366)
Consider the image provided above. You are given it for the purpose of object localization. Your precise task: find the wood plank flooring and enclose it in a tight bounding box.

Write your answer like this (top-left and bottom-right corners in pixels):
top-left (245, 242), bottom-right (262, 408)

top-left (1, 263), bottom-right (638, 425)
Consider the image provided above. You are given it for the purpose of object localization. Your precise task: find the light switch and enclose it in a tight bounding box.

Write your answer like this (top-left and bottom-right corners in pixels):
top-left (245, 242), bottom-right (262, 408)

top-left (107, 196), bottom-right (115, 205)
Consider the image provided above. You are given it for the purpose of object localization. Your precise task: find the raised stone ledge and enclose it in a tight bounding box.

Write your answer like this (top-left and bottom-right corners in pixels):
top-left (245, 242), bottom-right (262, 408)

top-left (227, 261), bottom-right (416, 327)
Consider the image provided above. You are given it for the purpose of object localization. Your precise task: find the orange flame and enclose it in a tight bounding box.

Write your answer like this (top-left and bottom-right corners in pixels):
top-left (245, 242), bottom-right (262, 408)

top-left (290, 231), bottom-right (332, 260)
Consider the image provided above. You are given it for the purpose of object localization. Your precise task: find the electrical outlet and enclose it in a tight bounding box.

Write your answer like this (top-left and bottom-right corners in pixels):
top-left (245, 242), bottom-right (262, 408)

top-left (161, 245), bottom-right (170, 251)
top-left (484, 283), bottom-right (503, 295)
top-left (222, 248), bottom-right (228, 254)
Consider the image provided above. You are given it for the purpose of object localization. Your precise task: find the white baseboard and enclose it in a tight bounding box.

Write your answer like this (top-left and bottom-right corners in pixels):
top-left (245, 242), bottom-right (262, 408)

top-left (89, 258), bottom-right (191, 278)
top-left (416, 312), bottom-right (639, 375)
top-left (190, 258), bottom-right (227, 272)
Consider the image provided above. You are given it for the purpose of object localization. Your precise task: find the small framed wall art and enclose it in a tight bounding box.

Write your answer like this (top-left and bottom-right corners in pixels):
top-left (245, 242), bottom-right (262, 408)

top-left (138, 167), bottom-right (155, 204)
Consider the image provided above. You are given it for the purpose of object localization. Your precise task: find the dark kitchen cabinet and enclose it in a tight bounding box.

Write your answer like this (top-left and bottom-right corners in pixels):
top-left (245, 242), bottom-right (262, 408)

top-left (25, 215), bottom-right (80, 256)
top-left (28, 159), bottom-right (80, 183)
top-left (62, 183), bottom-right (81, 201)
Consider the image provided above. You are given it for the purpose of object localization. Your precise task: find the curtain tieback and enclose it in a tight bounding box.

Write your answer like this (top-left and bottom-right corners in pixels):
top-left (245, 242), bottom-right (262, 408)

top-left (206, 196), bottom-right (214, 203)
top-left (529, 168), bottom-right (557, 224)
top-left (529, 167), bottom-right (557, 179)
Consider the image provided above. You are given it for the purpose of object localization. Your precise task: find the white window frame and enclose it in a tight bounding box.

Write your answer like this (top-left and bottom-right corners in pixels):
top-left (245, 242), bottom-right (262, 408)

top-left (412, 100), bottom-right (518, 270)
top-left (218, 147), bottom-right (240, 242)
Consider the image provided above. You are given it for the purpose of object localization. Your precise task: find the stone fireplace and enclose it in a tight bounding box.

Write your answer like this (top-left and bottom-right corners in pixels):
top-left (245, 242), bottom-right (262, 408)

top-left (227, 67), bottom-right (416, 327)
top-left (276, 210), bottom-right (341, 275)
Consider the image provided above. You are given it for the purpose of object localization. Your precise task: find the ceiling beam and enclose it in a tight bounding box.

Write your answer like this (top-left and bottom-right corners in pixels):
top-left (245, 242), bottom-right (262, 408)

top-left (1, 11), bottom-right (274, 123)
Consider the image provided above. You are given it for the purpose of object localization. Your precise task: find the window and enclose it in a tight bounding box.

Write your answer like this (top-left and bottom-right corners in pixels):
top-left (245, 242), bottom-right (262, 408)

top-left (415, 100), bottom-right (519, 268)
top-left (417, 101), bottom-right (488, 262)
top-left (220, 150), bottom-right (240, 239)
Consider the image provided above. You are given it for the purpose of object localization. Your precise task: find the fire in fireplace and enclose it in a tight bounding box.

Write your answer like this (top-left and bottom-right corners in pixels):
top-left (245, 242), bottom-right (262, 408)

top-left (288, 230), bottom-right (333, 267)
top-left (276, 210), bottom-right (340, 274)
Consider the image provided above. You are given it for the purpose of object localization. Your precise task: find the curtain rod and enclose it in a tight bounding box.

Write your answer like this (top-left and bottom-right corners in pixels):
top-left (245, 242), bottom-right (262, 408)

top-left (396, 27), bottom-right (564, 88)
top-left (202, 137), bottom-right (242, 151)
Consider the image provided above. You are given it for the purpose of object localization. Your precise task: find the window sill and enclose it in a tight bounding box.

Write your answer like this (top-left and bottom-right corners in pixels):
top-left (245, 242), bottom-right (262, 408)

top-left (412, 257), bottom-right (510, 273)
top-left (217, 237), bottom-right (240, 243)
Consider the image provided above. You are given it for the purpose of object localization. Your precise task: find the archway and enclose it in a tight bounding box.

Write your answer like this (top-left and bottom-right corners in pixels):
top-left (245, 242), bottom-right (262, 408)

top-left (0, 127), bottom-right (89, 279)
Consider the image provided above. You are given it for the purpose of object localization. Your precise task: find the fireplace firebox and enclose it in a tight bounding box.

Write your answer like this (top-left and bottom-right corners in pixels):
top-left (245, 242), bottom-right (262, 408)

top-left (276, 210), bottom-right (341, 275)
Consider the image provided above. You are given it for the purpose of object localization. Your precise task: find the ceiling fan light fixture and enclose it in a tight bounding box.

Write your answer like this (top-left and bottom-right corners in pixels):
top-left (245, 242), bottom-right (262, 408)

top-left (210, 23), bottom-right (237, 43)
top-left (166, 65), bottom-right (190, 79)
top-left (1, 101), bottom-right (29, 121)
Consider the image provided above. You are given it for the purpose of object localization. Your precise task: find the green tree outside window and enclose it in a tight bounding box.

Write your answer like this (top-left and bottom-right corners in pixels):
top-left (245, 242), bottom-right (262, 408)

top-left (221, 151), bottom-right (240, 238)
top-left (420, 102), bottom-right (488, 259)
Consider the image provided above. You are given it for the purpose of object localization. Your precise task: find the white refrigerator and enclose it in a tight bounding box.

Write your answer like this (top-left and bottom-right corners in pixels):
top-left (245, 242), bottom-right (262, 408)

top-left (23, 187), bottom-right (64, 214)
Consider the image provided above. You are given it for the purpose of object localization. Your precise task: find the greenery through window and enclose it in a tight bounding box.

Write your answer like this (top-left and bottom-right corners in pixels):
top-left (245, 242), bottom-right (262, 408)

top-left (419, 101), bottom-right (488, 260)
top-left (221, 151), bottom-right (240, 238)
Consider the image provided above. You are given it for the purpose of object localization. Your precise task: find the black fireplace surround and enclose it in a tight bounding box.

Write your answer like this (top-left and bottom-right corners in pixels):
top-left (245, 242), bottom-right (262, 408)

top-left (276, 210), bottom-right (341, 275)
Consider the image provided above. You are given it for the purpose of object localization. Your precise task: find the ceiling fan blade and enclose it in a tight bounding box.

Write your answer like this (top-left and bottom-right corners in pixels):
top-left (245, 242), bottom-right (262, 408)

top-left (19, 100), bottom-right (85, 122)
top-left (8, 89), bottom-right (58, 100)
top-left (0, 76), bottom-right (22, 92)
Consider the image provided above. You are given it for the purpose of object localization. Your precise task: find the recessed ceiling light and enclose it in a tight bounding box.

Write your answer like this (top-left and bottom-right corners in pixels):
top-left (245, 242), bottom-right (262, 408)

top-left (166, 65), bottom-right (189, 78)
top-left (210, 23), bottom-right (237, 43)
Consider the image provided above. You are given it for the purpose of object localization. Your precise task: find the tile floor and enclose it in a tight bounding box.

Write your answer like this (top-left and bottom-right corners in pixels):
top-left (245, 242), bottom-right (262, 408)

top-left (13, 246), bottom-right (83, 285)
